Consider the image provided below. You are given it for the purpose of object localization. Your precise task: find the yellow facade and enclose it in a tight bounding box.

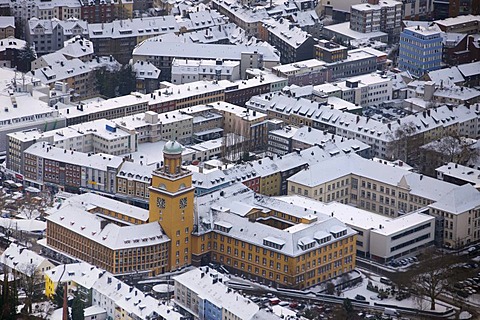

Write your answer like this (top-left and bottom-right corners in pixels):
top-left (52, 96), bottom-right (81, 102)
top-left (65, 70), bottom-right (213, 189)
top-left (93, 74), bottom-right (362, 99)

top-left (190, 226), bottom-right (356, 289)
top-left (45, 274), bottom-right (55, 298)
top-left (259, 172), bottom-right (282, 196)
top-left (149, 144), bottom-right (195, 271)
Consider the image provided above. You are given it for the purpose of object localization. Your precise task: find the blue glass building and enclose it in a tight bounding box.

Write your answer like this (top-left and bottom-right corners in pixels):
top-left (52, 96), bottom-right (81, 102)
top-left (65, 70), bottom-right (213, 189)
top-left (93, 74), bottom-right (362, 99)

top-left (399, 26), bottom-right (442, 77)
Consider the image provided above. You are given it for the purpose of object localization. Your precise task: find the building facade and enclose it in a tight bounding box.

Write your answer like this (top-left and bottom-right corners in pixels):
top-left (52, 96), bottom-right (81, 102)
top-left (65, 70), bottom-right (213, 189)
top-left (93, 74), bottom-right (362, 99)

top-left (399, 26), bottom-right (443, 77)
top-left (149, 141), bottom-right (195, 271)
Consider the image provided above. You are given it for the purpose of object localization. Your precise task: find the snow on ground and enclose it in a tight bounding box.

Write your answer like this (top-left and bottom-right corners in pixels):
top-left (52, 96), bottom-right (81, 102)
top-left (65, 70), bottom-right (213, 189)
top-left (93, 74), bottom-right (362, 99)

top-left (341, 268), bottom-right (454, 312)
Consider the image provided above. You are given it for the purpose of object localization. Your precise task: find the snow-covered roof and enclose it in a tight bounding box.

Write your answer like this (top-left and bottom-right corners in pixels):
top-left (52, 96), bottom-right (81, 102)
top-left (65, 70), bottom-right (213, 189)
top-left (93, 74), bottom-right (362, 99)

top-left (29, 57), bottom-right (91, 84)
top-left (434, 14), bottom-right (480, 28)
top-left (0, 16), bottom-right (14, 28)
top-left (323, 22), bottom-right (388, 41)
top-left (429, 184), bottom-right (480, 214)
top-left (404, 25), bottom-right (442, 36)
top-left (436, 162), bottom-right (480, 187)
top-left (57, 94), bottom-right (149, 119)
top-left (288, 153), bottom-right (457, 202)
top-left (195, 183), bottom-right (355, 257)
top-left (133, 41), bottom-right (280, 62)
top-left (457, 61), bottom-right (480, 78)
top-left (93, 269), bottom-right (183, 320)
top-left (270, 195), bottom-right (435, 237)
top-left (272, 59), bottom-right (326, 75)
top-left (45, 262), bottom-right (103, 289)
top-left (89, 16), bottom-right (179, 39)
top-left (59, 36), bottom-right (94, 59)
top-left (0, 218), bottom-right (46, 233)
top-left (174, 267), bottom-right (260, 319)
top-left (59, 192), bottom-right (150, 223)
top-left (117, 162), bottom-right (154, 185)
top-left (0, 37), bottom-right (26, 52)
top-left (25, 143), bottom-right (123, 171)
top-left (1, 243), bottom-right (51, 274)
top-left (46, 205), bottom-right (169, 250)
top-left (28, 18), bottom-right (88, 36)
top-left (263, 19), bottom-right (311, 48)
top-left (132, 60), bottom-right (161, 80)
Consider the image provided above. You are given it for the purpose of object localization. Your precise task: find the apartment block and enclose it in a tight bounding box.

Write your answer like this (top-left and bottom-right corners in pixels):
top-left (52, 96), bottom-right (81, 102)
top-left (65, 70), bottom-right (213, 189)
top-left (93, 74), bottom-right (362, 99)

top-left (267, 126), bottom-right (371, 158)
top-left (247, 92), bottom-right (480, 159)
top-left (211, 101), bottom-right (267, 151)
top-left (79, 0), bottom-right (115, 23)
top-left (260, 19), bottom-right (315, 64)
top-left (27, 18), bottom-right (89, 56)
top-left (315, 73), bottom-right (393, 107)
top-left (315, 47), bottom-right (388, 81)
top-left (23, 142), bottom-right (122, 193)
top-left (88, 16), bottom-right (179, 64)
top-left (58, 93), bottom-right (149, 126)
top-left (272, 59), bottom-right (329, 86)
top-left (0, 37), bottom-right (26, 68)
top-left (222, 72), bottom-right (288, 106)
top-left (171, 58), bottom-right (240, 84)
top-left (132, 40), bottom-right (280, 81)
top-left (350, 0), bottom-right (402, 43)
top-left (174, 267), bottom-right (271, 319)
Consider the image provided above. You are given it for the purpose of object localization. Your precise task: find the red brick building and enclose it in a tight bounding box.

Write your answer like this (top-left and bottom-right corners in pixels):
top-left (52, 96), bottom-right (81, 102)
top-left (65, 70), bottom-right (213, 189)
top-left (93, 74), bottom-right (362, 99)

top-left (80, 0), bottom-right (115, 23)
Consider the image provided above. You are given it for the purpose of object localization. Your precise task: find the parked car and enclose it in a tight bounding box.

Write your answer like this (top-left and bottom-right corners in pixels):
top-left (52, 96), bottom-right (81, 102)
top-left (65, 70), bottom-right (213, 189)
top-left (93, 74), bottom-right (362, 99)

top-left (355, 294), bottom-right (367, 301)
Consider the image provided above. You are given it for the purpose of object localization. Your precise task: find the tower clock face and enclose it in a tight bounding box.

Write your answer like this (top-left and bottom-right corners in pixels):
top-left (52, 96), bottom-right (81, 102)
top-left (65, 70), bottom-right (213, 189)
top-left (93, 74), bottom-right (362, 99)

top-left (157, 198), bottom-right (166, 209)
top-left (179, 197), bottom-right (188, 209)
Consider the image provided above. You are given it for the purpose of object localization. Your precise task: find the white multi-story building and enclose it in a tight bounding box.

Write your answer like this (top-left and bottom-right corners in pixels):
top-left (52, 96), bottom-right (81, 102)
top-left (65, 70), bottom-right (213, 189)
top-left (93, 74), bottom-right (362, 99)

top-left (36, 0), bottom-right (81, 20)
top-left (247, 92), bottom-right (480, 159)
top-left (278, 196), bottom-right (436, 262)
top-left (350, 0), bottom-right (402, 43)
top-left (286, 153), bottom-right (480, 248)
top-left (0, 68), bottom-right (66, 158)
top-left (315, 73), bottom-right (392, 107)
top-left (9, 0), bottom-right (81, 23)
top-left (171, 58), bottom-right (240, 84)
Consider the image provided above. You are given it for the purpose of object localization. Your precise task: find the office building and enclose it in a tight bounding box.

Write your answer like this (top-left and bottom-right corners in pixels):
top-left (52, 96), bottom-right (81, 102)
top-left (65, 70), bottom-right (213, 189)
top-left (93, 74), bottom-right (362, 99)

top-left (399, 26), bottom-right (443, 77)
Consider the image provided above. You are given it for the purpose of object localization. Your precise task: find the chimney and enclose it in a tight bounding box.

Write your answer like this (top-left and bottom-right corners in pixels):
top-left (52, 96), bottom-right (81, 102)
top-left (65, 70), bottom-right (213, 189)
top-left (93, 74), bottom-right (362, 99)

top-left (62, 282), bottom-right (68, 320)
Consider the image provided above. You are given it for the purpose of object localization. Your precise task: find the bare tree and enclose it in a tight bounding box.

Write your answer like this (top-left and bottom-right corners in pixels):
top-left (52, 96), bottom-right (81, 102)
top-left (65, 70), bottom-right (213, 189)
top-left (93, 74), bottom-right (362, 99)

top-left (431, 135), bottom-right (479, 165)
top-left (419, 134), bottom-right (480, 176)
top-left (18, 263), bottom-right (43, 314)
top-left (399, 248), bottom-right (457, 310)
top-left (387, 121), bottom-right (423, 166)
top-left (19, 191), bottom-right (53, 220)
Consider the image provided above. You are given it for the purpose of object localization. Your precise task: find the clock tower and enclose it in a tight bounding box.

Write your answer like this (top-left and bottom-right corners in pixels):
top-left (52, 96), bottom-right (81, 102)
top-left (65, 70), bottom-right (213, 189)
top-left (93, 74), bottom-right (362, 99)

top-left (149, 141), bottom-right (195, 271)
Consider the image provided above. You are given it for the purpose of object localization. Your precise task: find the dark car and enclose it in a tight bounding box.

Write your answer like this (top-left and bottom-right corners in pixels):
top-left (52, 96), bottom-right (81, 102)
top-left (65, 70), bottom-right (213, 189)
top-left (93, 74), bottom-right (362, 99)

top-left (355, 294), bottom-right (367, 301)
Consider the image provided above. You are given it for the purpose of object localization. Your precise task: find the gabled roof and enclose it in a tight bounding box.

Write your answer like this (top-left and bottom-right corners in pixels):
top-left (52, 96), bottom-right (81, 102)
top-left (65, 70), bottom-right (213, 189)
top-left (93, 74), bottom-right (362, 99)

top-left (1, 243), bottom-right (51, 274)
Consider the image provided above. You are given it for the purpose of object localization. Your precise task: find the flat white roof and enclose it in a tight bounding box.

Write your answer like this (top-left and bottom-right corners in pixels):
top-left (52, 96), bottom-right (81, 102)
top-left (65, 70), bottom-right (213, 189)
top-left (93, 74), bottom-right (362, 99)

top-left (324, 22), bottom-right (388, 41)
top-left (276, 195), bottom-right (434, 236)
